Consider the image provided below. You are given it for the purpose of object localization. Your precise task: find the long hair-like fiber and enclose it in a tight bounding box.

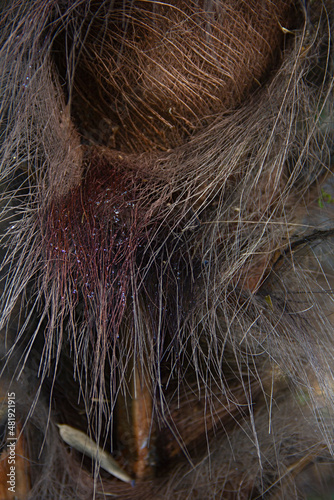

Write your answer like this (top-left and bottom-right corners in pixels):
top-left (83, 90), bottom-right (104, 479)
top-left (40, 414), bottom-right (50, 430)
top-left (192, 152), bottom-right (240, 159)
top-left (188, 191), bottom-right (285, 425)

top-left (0, 1), bottom-right (334, 498)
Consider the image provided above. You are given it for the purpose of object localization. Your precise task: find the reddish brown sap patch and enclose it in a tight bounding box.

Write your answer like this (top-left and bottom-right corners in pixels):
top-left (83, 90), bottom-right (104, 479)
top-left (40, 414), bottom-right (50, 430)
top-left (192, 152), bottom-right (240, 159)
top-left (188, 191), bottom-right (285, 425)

top-left (45, 150), bottom-right (152, 339)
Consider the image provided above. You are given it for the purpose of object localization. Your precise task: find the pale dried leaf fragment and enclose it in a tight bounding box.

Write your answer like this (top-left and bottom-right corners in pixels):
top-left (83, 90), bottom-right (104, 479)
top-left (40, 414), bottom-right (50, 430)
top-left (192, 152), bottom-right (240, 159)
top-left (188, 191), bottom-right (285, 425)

top-left (57, 424), bottom-right (134, 485)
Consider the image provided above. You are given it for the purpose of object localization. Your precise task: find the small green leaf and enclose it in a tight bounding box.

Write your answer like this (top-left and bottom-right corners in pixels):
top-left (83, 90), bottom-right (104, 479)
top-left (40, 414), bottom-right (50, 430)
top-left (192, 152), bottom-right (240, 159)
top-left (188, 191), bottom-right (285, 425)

top-left (318, 189), bottom-right (334, 208)
top-left (265, 295), bottom-right (273, 310)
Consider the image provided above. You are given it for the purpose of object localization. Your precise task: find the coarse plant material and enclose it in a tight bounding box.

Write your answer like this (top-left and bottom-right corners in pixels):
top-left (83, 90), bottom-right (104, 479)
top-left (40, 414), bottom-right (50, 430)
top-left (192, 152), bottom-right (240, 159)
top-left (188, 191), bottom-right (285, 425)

top-left (0, 0), bottom-right (334, 498)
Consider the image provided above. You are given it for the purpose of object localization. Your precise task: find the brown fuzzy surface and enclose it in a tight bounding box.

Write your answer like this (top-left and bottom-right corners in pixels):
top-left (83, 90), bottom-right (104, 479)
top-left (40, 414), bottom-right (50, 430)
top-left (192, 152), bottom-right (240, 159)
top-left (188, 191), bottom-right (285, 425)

top-left (0, 0), bottom-right (333, 499)
top-left (68, 0), bottom-right (295, 152)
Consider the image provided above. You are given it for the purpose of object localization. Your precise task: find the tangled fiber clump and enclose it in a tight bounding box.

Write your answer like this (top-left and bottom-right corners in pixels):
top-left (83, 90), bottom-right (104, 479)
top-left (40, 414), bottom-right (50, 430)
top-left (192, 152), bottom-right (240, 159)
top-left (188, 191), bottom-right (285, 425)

top-left (0, 0), bottom-right (334, 498)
